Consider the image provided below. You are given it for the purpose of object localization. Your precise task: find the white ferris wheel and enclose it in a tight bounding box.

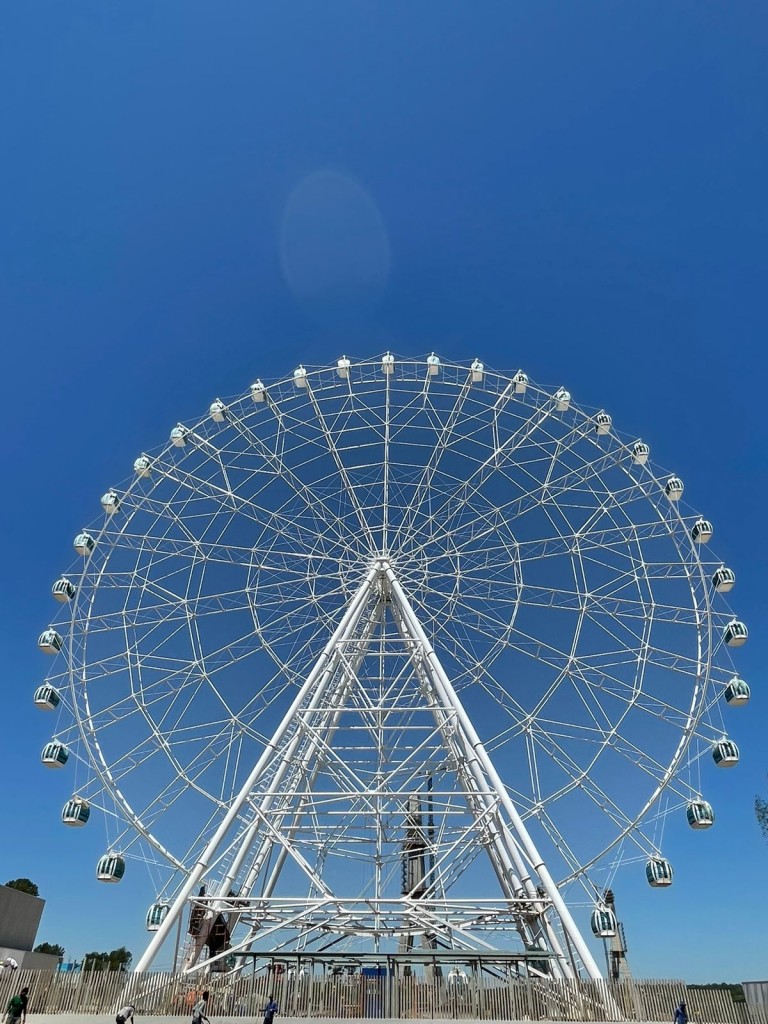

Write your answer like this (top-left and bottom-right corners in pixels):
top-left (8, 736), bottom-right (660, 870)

top-left (35, 354), bottom-right (749, 979)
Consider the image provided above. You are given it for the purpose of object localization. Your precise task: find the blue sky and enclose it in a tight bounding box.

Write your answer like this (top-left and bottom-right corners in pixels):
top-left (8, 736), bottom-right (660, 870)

top-left (1, 0), bottom-right (767, 983)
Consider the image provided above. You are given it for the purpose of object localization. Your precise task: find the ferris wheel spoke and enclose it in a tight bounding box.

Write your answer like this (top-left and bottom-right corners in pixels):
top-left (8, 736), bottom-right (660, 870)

top-left (416, 415), bottom-right (601, 556)
top-left (411, 432), bottom-right (644, 565)
top-left (523, 724), bottom-right (639, 829)
top-left (580, 605), bottom-right (654, 654)
top-left (607, 720), bottom-right (695, 776)
top-left (511, 514), bottom-right (694, 564)
top-left (381, 365), bottom-right (393, 555)
top-left (621, 642), bottom-right (705, 678)
top-left (564, 669), bottom-right (632, 739)
top-left (72, 649), bottom-right (291, 737)
top-left (147, 450), bottom-right (344, 560)
top-left (399, 409), bottom-right (561, 557)
top-left (389, 374), bottom-right (473, 553)
top-left (113, 769), bottom-right (223, 846)
top-left (120, 482), bottom-right (210, 549)
top-left (222, 409), bottom-right (362, 550)
top-left (531, 713), bottom-right (682, 803)
top-left (149, 815), bottom-right (225, 886)
top-left (512, 749), bottom-right (648, 886)
top-left (70, 588), bottom-right (259, 634)
top-left (432, 391), bottom-right (567, 523)
top-left (481, 636), bottom-right (657, 745)
top-left (535, 808), bottom-right (600, 892)
top-left (104, 530), bottom-right (338, 574)
top-left (511, 583), bottom-right (690, 627)
top-left (304, 381), bottom-right (379, 552)
top-left (429, 598), bottom-right (515, 644)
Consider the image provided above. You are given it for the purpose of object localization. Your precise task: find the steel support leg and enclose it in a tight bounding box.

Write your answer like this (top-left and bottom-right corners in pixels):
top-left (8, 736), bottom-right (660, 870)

top-left (385, 563), bottom-right (602, 980)
top-left (134, 568), bottom-right (378, 973)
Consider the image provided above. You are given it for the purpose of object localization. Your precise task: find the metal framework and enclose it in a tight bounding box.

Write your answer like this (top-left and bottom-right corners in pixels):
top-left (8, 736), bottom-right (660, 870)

top-left (136, 559), bottom-right (599, 976)
top-left (34, 356), bottom-right (748, 979)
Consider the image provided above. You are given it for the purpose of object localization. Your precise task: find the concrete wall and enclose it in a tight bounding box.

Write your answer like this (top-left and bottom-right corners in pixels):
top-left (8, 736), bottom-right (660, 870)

top-left (744, 981), bottom-right (768, 1009)
top-left (0, 948), bottom-right (60, 971)
top-left (0, 886), bottom-right (45, 951)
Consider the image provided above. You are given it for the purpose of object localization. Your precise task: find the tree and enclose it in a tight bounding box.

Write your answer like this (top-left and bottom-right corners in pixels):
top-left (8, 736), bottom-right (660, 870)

top-left (83, 947), bottom-right (132, 972)
top-left (756, 785), bottom-right (768, 841)
top-left (5, 878), bottom-right (39, 897)
top-left (34, 943), bottom-right (65, 959)
top-left (688, 983), bottom-right (745, 1004)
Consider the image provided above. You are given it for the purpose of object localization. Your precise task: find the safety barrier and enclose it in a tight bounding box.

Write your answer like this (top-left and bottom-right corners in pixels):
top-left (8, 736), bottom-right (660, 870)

top-left (0, 969), bottom-right (765, 1022)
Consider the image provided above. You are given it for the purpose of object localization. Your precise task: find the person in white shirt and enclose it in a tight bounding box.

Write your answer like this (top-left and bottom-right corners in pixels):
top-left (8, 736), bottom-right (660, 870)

top-left (191, 991), bottom-right (210, 1024)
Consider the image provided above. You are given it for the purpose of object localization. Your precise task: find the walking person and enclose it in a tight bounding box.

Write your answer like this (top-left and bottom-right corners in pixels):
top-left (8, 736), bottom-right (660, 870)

top-left (116, 1003), bottom-right (135, 1024)
top-left (191, 991), bottom-right (210, 1024)
top-left (4, 986), bottom-right (29, 1024)
top-left (263, 994), bottom-right (278, 1024)
top-left (674, 1001), bottom-right (689, 1024)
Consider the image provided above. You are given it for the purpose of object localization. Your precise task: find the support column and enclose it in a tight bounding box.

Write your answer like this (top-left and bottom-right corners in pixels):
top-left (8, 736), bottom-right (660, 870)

top-left (134, 567), bottom-right (378, 973)
top-left (388, 589), bottom-right (562, 973)
top-left (385, 563), bottom-right (602, 980)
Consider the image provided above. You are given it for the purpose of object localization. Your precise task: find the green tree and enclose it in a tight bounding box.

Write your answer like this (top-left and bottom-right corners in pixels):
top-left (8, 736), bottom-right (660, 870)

top-left (5, 878), bottom-right (39, 897)
top-left (688, 983), bottom-right (745, 1004)
top-left (83, 947), bottom-right (132, 972)
top-left (82, 952), bottom-right (107, 972)
top-left (34, 943), bottom-right (65, 959)
top-left (756, 786), bottom-right (768, 841)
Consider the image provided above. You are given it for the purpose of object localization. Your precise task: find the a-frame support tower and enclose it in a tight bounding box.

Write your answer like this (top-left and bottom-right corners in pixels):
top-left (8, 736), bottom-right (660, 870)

top-left (136, 561), bottom-right (601, 979)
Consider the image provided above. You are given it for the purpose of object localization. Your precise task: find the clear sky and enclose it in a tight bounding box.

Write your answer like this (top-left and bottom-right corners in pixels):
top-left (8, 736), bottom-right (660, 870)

top-left (1, 0), bottom-right (767, 984)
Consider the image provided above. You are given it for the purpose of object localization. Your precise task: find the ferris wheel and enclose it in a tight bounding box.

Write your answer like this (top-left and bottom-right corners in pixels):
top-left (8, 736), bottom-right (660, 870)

top-left (35, 354), bottom-right (748, 978)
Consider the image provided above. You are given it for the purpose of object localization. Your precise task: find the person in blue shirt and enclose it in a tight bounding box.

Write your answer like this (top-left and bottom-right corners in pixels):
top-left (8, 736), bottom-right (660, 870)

top-left (674, 1001), bottom-right (689, 1024)
top-left (263, 995), bottom-right (278, 1024)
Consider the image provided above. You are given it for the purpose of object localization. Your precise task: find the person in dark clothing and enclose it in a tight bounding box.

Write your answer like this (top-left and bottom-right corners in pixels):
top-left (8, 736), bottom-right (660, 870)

top-left (263, 994), bottom-right (278, 1024)
top-left (4, 987), bottom-right (29, 1024)
top-left (674, 1001), bottom-right (689, 1024)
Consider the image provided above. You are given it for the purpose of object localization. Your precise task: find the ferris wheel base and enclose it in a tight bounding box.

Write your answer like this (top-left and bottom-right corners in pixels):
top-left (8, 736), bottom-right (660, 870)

top-left (172, 896), bottom-right (561, 975)
top-left (135, 563), bottom-right (603, 981)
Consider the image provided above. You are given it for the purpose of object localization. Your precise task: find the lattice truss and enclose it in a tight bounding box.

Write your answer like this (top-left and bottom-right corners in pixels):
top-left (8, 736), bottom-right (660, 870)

top-left (35, 356), bottom-right (747, 975)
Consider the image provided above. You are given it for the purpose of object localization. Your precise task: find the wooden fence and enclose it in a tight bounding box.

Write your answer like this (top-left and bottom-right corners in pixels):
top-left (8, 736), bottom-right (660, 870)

top-left (1, 969), bottom-right (766, 1022)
